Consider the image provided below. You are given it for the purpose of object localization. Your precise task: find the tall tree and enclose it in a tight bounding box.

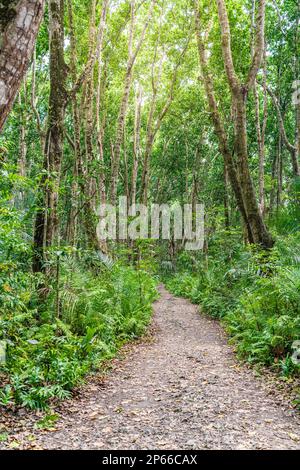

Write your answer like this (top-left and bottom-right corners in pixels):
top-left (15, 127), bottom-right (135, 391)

top-left (110, 0), bottom-right (156, 205)
top-left (194, 0), bottom-right (274, 249)
top-left (33, 0), bottom-right (67, 273)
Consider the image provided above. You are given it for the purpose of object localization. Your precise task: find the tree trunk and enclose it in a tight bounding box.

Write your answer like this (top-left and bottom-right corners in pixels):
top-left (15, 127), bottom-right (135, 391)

top-left (32, 0), bottom-right (66, 273)
top-left (194, 3), bottom-right (254, 244)
top-left (131, 86), bottom-right (143, 207)
top-left (140, 38), bottom-right (189, 204)
top-left (0, 0), bottom-right (45, 134)
top-left (295, 0), bottom-right (300, 172)
top-left (253, 46), bottom-right (267, 215)
top-left (111, 0), bottom-right (155, 205)
top-left (277, 134), bottom-right (283, 211)
top-left (195, 0), bottom-right (274, 249)
top-left (224, 164), bottom-right (230, 229)
top-left (269, 134), bottom-right (279, 214)
top-left (234, 91), bottom-right (273, 247)
top-left (96, 1), bottom-right (109, 209)
top-left (15, 85), bottom-right (29, 206)
top-left (65, 0), bottom-right (79, 246)
top-left (18, 85), bottom-right (28, 179)
top-left (84, 0), bottom-right (97, 209)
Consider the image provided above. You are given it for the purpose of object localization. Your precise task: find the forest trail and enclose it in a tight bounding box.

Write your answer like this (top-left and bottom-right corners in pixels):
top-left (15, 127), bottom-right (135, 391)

top-left (9, 286), bottom-right (300, 450)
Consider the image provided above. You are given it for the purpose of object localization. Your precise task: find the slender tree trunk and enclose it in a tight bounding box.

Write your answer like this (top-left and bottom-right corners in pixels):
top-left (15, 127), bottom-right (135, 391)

top-left (14, 84), bottom-right (29, 206)
top-left (0, 0), bottom-right (45, 134)
top-left (18, 85), bottom-right (28, 179)
top-left (269, 134), bottom-right (279, 214)
top-left (33, 0), bottom-right (67, 273)
top-left (217, 0), bottom-right (273, 247)
top-left (295, 0), bottom-right (300, 169)
top-left (234, 91), bottom-right (272, 247)
top-left (96, 1), bottom-right (109, 208)
top-left (66, 0), bottom-right (79, 246)
top-left (140, 38), bottom-right (189, 204)
top-left (45, 0), bottom-right (67, 248)
top-left (140, 42), bottom-right (163, 205)
top-left (84, 0), bottom-right (97, 208)
top-left (111, 0), bottom-right (155, 204)
top-left (253, 46), bottom-right (267, 215)
top-left (131, 86), bottom-right (143, 207)
top-left (78, 1), bottom-right (108, 253)
top-left (31, 48), bottom-right (46, 150)
top-left (194, 3), bottom-right (253, 244)
top-left (224, 164), bottom-right (230, 229)
top-left (296, 104), bottom-right (300, 171)
top-left (277, 134), bottom-right (283, 211)
top-left (267, 86), bottom-right (300, 176)
top-left (265, 11), bottom-right (299, 178)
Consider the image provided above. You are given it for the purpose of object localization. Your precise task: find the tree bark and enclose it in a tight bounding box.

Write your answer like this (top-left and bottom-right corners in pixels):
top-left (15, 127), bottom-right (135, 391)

top-left (65, 0), bottom-right (80, 246)
top-left (254, 67), bottom-right (268, 215)
top-left (96, 0), bottom-right (109, 209)
top-left (252, 2), bottom-right (267, 216)
top-left (224, 164), bottom-right (230, 229)
top-left (0, 0), bottom-right (45, 134)
top-left (131, 86), bottom-right (143, 207)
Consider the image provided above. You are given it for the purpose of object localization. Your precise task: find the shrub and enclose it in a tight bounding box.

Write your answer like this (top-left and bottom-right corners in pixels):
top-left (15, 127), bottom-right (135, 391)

top-left (166, 232), bottom-right (300, 377)
top-left (0, 260), bottom-right (158, 410)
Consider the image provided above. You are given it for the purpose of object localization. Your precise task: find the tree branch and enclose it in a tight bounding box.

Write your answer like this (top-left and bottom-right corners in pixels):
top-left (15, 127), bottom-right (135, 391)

top-left (245, 0), bottom-right (266, 91)
top-left (216, 0), bottom-right (240, 94)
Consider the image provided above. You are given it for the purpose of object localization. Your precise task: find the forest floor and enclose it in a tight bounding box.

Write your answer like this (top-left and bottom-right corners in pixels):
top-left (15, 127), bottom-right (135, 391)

top-left (1, 286), bottom-right (300, 450)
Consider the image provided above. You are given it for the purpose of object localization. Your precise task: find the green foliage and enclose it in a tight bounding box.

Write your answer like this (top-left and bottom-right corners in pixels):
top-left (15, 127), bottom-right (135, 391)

top-left (0, 433), bottom-right (8, 443)
top-left (0, 261), bottom-right (157, 410)
top-left (166, 233), bottom-right (300, 377)
top-left (270, 178), bottom-right (300, 235)
top-left (35, 413), bottom-right (59, 430)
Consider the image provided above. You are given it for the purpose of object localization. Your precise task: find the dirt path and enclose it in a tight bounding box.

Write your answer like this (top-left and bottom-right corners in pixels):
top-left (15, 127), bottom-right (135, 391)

top-left (4, 286), bottom-right (300, 450)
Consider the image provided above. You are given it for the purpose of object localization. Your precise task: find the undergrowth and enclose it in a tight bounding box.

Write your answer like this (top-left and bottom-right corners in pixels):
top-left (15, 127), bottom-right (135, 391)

top-left (0, 256), bottom-right (158, 410)
top-left (165, 230), bottom-right (300, 379)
